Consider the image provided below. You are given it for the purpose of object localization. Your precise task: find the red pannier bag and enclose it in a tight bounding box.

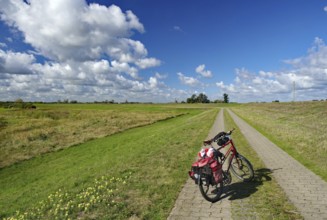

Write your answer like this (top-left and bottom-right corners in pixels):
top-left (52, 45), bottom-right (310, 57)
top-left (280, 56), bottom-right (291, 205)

top-left (189, 149), bottom-right (223, 184)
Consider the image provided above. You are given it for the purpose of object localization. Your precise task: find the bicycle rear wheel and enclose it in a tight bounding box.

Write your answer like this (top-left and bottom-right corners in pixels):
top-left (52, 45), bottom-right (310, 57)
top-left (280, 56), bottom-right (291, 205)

top-left (230, 154), bottom-right (254, 182)
top-left (198, 173), bottom-right (224, 202)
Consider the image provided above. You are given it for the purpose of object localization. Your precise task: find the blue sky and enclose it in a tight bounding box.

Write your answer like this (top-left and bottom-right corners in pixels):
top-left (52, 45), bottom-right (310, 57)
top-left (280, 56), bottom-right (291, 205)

top-left (0, 0), bottom-right (327, 103)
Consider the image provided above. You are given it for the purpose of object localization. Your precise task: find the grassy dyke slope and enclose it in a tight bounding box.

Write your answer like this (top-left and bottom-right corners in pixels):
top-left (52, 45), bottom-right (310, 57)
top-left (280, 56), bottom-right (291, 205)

top-left (231, 101), bottom-right (327, 181)
top-left (0, 104), bottom-right (186, 168)
top-left (0, 106), bottom-right (218, 219)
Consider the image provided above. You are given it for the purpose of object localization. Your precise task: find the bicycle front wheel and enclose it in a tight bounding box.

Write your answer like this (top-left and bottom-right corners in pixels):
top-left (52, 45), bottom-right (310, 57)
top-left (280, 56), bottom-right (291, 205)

top-left (230, 154), bottom-right (254, 182)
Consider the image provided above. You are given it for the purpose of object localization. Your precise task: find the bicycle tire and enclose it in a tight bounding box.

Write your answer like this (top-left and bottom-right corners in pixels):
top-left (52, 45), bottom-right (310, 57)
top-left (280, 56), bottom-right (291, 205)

top-left (198, 172), bottom-right (224, 202)
top-left (230, 154), bottom-right (254, 182)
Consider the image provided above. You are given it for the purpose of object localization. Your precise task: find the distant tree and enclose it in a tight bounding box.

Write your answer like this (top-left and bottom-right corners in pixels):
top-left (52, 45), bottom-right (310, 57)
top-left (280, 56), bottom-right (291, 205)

top-left (15, 98), bottom-right (23, 103)
top-left (186, 94), bottom-right (197, 103)
top-left (14, 98), bottom-right (24, 108)
top-left (11, 99), bottom-right (36, 109)
top-left (213, 99), bottom-right (224, 103)
top-left (191, 94), bottom-right (197, 103)
top-left (186, 93), bottom-right (210, 103)
top-left (197, 93), bottom-right (209, 103)
top-left (223, 93), bottom-right (229, 103)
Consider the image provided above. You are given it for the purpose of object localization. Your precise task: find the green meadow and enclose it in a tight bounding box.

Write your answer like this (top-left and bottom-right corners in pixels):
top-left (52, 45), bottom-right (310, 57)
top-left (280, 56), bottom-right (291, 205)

top-left (0, 101), bottom-right (325, 219)
top-left (0, 104), bottom-right (219, 219)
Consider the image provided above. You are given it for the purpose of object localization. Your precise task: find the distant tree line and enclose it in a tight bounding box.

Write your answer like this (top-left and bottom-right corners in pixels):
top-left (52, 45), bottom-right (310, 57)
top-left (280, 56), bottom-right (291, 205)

top-left (57, 99), bottom-right (153, 104)
top-left (186, 93), bottom-right (210, 103)
top-left (2, 96), bottom-right (327, 107)
top-left (185, 93), bottom-right (229, 103)
top-left (0, 94), bottom-right (231, 106)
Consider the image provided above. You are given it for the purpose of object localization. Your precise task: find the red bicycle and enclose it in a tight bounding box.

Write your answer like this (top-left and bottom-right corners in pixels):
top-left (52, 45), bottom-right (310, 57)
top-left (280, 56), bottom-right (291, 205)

top-left (189, 129), bottom-right (254, 202)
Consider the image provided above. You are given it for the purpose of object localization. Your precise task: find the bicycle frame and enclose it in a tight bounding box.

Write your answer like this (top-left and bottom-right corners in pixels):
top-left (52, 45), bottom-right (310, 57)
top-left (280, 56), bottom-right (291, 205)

top-left (216, 138), bottom-right (239, 172)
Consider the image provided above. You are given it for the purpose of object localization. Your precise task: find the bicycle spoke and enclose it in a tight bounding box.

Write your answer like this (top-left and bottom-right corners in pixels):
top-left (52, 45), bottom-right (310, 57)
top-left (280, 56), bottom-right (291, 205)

top-left (230, 154), bottom-right (254, 182)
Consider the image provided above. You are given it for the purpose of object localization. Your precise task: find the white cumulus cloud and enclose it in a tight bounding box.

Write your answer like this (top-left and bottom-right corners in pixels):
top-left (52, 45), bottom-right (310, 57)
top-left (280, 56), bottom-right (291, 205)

top-left (0, 1), bottom-right (147, 63)
top-left (177, 72), bottom-right (201, 87)
top-left (0, 49), bottom-right (36, 75)
top-left (0, 0), bottom-right (165, 102)
top-left (216, 38), bottom-right (327, 102)
top-left (195, 64), bottom-right (213, 78)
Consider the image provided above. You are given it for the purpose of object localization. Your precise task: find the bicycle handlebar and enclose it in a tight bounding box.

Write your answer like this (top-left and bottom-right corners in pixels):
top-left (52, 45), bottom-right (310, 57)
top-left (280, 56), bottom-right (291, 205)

top-left (227, 128), bottom-right (235, 135)
top-left (203, 128), bottom-right (235, 146)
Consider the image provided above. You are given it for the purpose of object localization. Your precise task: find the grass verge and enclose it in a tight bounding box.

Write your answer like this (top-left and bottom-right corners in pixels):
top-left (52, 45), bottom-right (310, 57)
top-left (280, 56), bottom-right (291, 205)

top-left (224, 110), bottom-right (303, 219)
top-left (0, 107), bottom-right (219, 219)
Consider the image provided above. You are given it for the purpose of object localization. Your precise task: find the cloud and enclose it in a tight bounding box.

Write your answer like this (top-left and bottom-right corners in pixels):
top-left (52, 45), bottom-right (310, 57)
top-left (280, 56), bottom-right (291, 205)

top-left (173, 26), bottom-right (183, 32)
top-left (154, 72), bottom-right (168, 79)
top-left (195, 64), bottom-right (213, 78)
top-left (0, 42), bottom-right (7, 48)
top-left (324, 6), bottom-right (327, 12)
top-left (177, 72), bottom-right (201, 87)
top-left (135, 57), bottom-right (161, 69)
top-left (0, 56), bottom-right (168, 102)
top-left (173, 26), bottom-right (181, 31)
top-left (0, 0), bottom-right (166, 102)
top-left (0, 49), bottom-right (35, 75)
top-left (216, 38), bottom-right (327, 102)
top-left (0, 0), bottom-right (161, 70)
top-left (0, 1), bottom-right (148, 62)
top-left (148, 77), bottom-right (158, 88)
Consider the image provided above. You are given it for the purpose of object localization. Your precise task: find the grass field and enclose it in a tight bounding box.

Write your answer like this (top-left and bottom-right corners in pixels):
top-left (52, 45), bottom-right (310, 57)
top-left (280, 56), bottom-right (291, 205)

top-left (231, 101), bottom-right (327, 181)
top-left (0, 101), bottom-right (323, 219)
top-left (0, 104), bottom-right (219, 219)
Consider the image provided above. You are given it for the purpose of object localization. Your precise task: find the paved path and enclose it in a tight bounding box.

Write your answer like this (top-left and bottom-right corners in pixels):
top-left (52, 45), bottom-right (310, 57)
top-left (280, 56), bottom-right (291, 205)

top-left (168, 109), bottom-right (232, 220)
top-left (168, 108), bottom-right (327, 220)
top-left (227, 109), bottom-right (327, 220)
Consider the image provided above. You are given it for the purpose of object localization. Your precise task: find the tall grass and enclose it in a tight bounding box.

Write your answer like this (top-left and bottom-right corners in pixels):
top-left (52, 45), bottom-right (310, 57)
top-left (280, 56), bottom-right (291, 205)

top-left (0, 106), bottom-right (219, 219)
top-left (231, 101), bottom-right (327, 181)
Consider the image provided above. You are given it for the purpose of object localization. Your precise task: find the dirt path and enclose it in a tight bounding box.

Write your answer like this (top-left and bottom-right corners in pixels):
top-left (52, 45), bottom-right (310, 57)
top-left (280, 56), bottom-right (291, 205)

top-left (227, 109), bottom-right (327, 220)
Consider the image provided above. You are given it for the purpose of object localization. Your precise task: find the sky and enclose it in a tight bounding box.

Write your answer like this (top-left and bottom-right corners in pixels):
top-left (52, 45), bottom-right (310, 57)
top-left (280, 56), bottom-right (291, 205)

top-left (0, 0), bottom-right (327, 103)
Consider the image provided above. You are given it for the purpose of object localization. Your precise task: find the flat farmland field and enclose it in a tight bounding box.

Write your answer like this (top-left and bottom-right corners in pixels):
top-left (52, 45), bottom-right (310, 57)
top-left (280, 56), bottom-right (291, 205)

top-left (231, 101), bottom-right (327, 181)
top-left (0, 103), bottom-right (220, 219)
